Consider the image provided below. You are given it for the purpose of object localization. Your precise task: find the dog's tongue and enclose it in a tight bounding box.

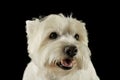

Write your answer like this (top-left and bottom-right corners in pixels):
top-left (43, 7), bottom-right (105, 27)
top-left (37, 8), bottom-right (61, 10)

top-left (61, 59), bottom-right (73, 67)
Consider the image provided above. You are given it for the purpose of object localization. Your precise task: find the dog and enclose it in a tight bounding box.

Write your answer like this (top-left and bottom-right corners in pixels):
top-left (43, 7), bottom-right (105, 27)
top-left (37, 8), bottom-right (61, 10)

top-left (23, 14), bottom-right (100, 80)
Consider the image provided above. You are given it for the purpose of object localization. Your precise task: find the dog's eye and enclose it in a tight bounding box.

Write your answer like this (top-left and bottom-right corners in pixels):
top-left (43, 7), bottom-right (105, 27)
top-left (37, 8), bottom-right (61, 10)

top-left (74, 34), bottom-right (79, 40)
top-left (49, 32), bottom-right (58, 39)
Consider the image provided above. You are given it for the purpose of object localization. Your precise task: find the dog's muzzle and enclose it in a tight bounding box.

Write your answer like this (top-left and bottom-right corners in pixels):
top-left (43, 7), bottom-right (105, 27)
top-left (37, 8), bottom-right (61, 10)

top-left (57, 45), bottom-right (77, 70)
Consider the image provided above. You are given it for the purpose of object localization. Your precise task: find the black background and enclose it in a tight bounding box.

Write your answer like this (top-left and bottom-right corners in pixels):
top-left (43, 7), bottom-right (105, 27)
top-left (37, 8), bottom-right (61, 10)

top-left (1, 1), bottom-right (119, 80)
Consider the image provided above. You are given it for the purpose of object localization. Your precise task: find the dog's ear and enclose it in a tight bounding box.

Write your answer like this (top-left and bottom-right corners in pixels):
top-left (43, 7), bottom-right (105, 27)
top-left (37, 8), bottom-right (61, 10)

top-left (25, 19), bottom-right (40, 38)
top-left (79, 22), bottom-right (89, 46)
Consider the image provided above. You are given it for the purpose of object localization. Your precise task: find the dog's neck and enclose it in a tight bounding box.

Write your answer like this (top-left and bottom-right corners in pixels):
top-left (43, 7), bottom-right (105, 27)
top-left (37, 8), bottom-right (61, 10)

top-left (39, 67), bottom-right (79, 80)
top-left (33, 63), bottom-right (75, 80)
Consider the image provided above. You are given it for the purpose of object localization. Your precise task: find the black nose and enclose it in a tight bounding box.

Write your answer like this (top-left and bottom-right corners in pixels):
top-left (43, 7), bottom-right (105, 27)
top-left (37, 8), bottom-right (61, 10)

top-left (64, 45), bottom-right (77, 57)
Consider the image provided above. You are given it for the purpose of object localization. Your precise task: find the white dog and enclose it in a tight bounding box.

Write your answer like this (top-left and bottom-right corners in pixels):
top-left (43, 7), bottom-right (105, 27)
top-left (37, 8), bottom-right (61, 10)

top-left (23, 14), bottom-right (100, 80)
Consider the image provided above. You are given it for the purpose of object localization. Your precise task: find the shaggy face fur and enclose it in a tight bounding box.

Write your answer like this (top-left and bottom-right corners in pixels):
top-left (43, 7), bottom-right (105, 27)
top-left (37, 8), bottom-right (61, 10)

top-left (23, 14), bottom-right (100, 80)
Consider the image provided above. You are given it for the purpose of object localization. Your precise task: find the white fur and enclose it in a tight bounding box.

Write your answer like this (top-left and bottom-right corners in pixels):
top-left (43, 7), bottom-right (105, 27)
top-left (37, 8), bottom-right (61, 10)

top-left (23, 14), bottom-right (100, 80)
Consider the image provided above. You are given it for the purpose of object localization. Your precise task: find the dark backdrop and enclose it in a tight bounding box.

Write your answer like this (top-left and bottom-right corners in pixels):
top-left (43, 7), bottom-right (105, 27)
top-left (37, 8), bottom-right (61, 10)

top-left (1, 1), bottom-right (118, 80)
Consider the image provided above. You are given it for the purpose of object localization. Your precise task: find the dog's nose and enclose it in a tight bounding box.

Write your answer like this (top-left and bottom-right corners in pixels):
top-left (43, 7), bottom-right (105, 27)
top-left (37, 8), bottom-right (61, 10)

top-left (64, 45), bottom-right (77, 57)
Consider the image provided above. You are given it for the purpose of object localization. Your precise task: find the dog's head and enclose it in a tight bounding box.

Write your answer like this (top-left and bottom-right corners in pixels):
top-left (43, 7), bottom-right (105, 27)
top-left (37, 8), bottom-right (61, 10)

top-left (26, 14), bottom-right (91, 74)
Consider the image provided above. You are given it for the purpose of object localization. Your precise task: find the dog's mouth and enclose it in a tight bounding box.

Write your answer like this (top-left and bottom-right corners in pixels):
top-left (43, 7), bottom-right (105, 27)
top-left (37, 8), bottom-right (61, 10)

top-left (57, 58), bottom-right (74, 70)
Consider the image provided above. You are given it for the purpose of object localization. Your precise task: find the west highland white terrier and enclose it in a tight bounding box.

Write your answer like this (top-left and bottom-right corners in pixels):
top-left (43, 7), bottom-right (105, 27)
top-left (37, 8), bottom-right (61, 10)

top-left (23, 14), bottom-right (100, 80)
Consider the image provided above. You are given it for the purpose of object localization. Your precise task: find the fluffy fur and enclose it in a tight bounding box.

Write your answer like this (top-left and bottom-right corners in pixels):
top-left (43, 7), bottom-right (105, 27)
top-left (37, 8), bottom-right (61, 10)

top-left (23, 14), bottom-right (100, 80)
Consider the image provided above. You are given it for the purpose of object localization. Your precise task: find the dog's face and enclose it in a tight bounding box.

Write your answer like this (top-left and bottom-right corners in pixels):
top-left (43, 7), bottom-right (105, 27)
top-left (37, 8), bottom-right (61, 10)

top-left (26, 14), bottom-right (91, 74)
